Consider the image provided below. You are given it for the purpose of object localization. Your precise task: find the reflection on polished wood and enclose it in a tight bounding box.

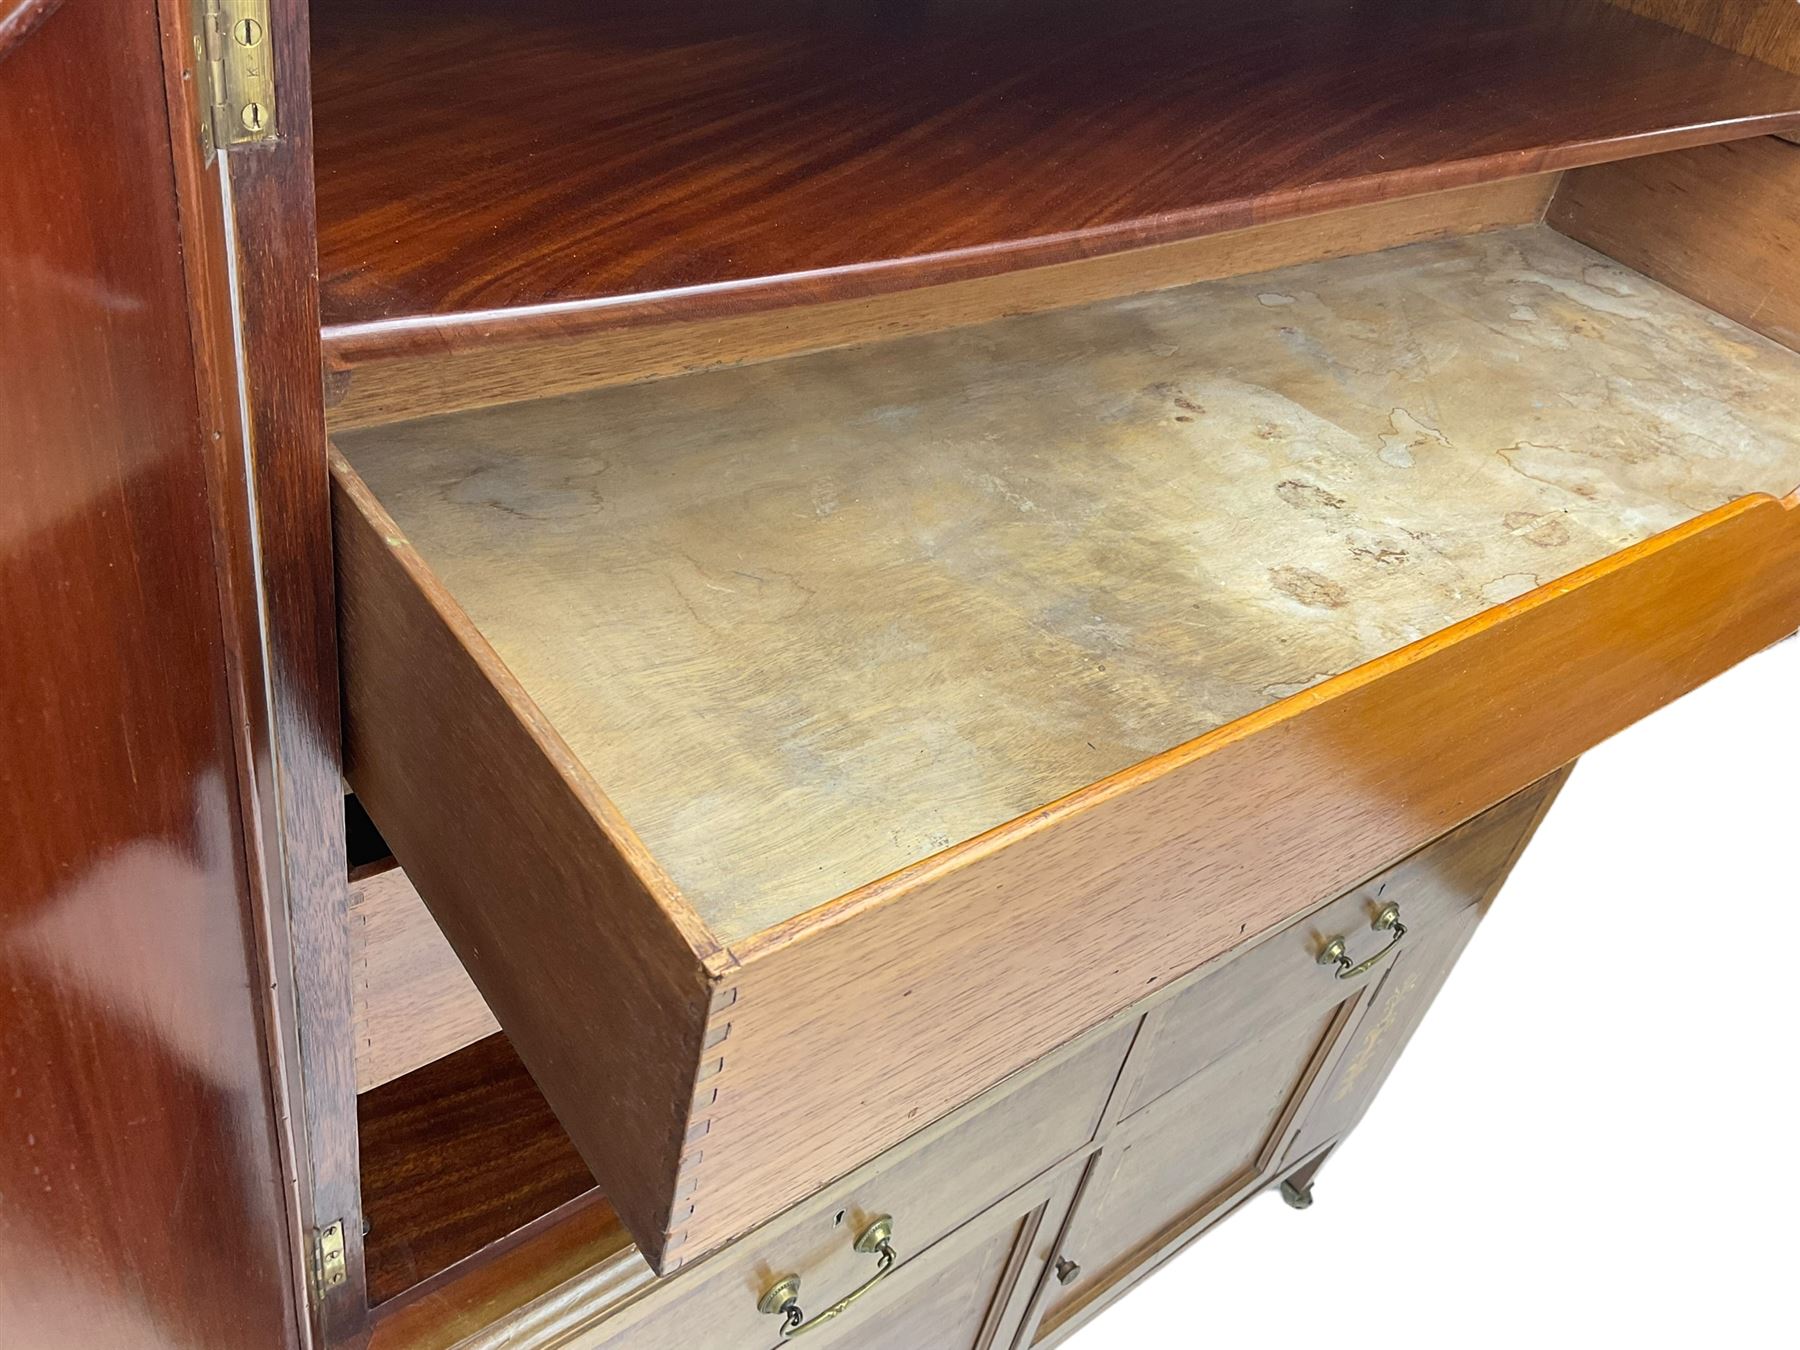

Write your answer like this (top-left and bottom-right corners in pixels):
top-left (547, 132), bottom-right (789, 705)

top-left (0, 0), bottom-right (297, 1343)
top-left (311, 0), bottom-right (1800, 354)
top-left (322, 176), bottom-right (1561, 429)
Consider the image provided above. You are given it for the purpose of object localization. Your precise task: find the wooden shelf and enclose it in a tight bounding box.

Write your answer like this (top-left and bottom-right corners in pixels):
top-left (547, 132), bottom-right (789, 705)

top-left (312, 0), bottom-right (1800, 361)
top-left (357, 1032), bottom-right (621, 1307)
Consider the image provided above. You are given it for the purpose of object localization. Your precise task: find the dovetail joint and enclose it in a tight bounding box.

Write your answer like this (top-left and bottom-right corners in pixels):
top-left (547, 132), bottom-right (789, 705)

top-left (666, 985), bottom-right (739, 1258)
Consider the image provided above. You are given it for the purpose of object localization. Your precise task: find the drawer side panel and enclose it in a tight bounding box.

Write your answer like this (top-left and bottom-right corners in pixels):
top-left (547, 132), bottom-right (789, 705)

top-left (333, 455), bottom-right (718, 1271)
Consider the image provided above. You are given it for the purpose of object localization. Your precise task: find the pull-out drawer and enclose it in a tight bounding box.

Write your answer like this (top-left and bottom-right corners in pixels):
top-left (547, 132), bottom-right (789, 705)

top-left (332, 228), bottom-right (1800, 1272)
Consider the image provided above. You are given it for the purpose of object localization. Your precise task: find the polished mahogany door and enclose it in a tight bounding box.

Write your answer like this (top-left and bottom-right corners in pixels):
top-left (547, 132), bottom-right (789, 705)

top-left (0, 1), bottom-right (300, 1345)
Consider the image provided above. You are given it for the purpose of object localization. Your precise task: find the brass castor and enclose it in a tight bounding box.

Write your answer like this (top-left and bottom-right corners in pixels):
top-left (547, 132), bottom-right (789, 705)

top-left (1279, 1178), bottom-right (1315, 1210)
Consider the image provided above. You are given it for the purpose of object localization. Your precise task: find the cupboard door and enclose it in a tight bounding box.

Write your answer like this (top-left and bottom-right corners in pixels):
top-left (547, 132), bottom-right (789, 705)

top-left (1035, 1000), bottom-right (1349, 1336)
top-left (1, 2), bottom-right (305, 1345)
top-left (1281, 903), bottom-right (1486, 1169)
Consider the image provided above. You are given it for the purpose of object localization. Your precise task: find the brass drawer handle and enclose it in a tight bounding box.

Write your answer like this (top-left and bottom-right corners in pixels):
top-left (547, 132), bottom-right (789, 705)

top-left (1318, 902), bottom-right (1406, 980)
top-left (758, 1216), bottom-right (898, 1338)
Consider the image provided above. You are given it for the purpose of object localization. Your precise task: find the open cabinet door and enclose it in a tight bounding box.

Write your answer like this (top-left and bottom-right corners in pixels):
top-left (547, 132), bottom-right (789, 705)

top-left (1, 0), bottom-right (349, 1345)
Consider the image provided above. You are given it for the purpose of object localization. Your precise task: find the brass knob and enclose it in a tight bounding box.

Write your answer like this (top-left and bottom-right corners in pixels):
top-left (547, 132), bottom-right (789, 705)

top-left (1055, 1257), bottom-right (1081, 1286)
top-left (1318, 903), bottom-right (1407, 980)
top-left (759, 1216), bottom-right (898, 1337)
top-left (758, 1274), bottom-right (803, 1320)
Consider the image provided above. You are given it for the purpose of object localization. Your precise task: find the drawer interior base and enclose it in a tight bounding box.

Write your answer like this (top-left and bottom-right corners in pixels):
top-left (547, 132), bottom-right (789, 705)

top-left (336, 225), bottom-right (1800, 944)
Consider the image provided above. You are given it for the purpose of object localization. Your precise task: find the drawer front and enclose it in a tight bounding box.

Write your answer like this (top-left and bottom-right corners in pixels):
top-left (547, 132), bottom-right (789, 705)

top-left (1111, 775), bottom-right (1563, 1122)
top-left (794, 1170), bottom-right (1077, 1350)
top-left (577, 1019), bottom-right (1133, 1350)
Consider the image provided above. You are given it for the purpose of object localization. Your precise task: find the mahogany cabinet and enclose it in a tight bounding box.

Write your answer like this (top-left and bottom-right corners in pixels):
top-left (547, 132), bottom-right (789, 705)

top-left (5, 1), bottom-right (1800, 1347)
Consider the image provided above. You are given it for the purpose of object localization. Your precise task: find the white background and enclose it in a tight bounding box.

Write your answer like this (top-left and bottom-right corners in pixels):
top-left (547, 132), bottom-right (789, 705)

top-left (1067, 636), bottom-right (1796, 1349)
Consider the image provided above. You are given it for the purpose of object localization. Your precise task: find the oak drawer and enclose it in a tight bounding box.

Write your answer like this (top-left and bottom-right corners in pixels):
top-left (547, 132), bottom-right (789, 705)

top-left (1111, 777), bottom-right (1562, 1123)
top-left (331, 232), bottom-right (1800, 1272)
top-left (566, 1020), bottom-right (1132, 1350)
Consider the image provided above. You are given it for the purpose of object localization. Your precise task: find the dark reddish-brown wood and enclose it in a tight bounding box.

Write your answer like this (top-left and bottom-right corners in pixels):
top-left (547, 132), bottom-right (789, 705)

top-left (0, 1), bottom-right (298, 1345)
top-left (0, 0), bottom-right (63, 58)
top-left (357, 1034), bottom-right (607, 1307)
top-left (312, 0), bottom-right (1800, 360)
top-left (157, 0), bottom-right (370, 1335)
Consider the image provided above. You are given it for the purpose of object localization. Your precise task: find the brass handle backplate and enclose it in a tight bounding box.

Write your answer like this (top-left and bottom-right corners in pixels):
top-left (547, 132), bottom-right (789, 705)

top-left (758, 1216), bottom-right (898, 1338)
top-left (1318, 902), bottom-right (1406, 980)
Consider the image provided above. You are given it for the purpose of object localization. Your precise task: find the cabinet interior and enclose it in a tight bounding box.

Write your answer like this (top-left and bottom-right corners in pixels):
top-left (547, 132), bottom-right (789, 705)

top-left (309, 0), bottom-right (1800, 1331)
top-left (310, 0), bottom-right (1799, 347)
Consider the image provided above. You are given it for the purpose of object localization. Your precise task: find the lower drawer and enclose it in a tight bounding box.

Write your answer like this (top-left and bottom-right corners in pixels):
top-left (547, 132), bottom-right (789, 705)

top-left (1111, 774), bottom-right (1565, 1122)
top-left (365, 1015), bottom-right (1135, 1348)
top-left (584, 1158), bottom-right (1088, 1350)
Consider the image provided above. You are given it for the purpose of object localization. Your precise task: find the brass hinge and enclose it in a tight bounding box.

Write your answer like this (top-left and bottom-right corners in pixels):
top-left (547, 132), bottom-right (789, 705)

top-left (310, 1220), bottom-right (348, 1302)
top-left (192, 0), bottom-right (278, 156)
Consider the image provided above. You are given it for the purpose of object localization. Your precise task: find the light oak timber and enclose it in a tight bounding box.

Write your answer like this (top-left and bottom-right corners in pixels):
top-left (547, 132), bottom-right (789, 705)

top-left (569, 1022), bottom-right (1132, 1350)
top-left (365, 1019), bottom-right (1132, 1348)
top-left (693, 489), bottom-right (1800, 1263)
top-left (1026, 767), bottom-right (1564, 1348)
top-left (1550, 138), bottom-right (1800, 353)
top-left (350, 865), bottom-right (497, 1092)
top-left (1043, 1001), bottom-right (1345, 1331)
top-left (352, 779), bottom-right (1559, 1346)
top-left (1108, 771), bottom-right (1567, 1124)
top-left (322, 176), bottom-right (1559, 429)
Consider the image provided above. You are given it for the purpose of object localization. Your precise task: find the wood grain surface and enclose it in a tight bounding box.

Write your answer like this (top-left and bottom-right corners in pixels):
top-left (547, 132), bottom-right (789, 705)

top-left (685, 487), bottom-right (1800, 1263)
top-left (323, 176), bottom-right (1558, 428)
top-left (357, 1033), bottom-right (612, 1306)
top-left (350, 866), bottom-right (498, 1091)
top-left (333, 455), bottom-right (721, 1273)
top-left (1107, 775), bottom-right (1555, 1123)
top-left (1551, 136), bottom-right (1800, 352)
top-left (337, 228), bottom-right (1800, 943)
top-left (157, 0), bottom-right (372, 1331)
top-left (0, 0), bottom-right (298, 1343)
top-left (1606, 0), bottom-right (1800, 71)
top-left (368, 1200), bottom-right (649, 1350)
top-left (311, 0), bottom-right (1800, 353)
